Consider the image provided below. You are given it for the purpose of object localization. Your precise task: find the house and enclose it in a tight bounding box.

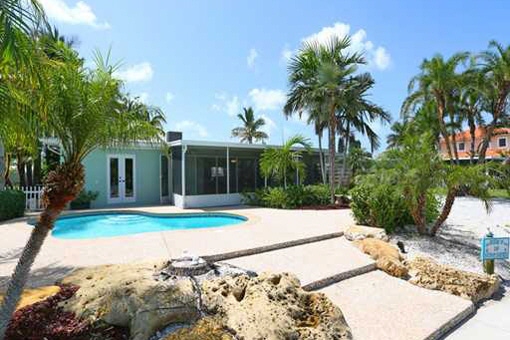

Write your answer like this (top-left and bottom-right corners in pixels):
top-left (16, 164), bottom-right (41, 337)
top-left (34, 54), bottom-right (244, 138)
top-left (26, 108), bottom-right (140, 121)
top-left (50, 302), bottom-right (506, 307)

top-left (439, 127), bottom-right (510, 162)
top-left (81, 132), bottom-right (323, 209)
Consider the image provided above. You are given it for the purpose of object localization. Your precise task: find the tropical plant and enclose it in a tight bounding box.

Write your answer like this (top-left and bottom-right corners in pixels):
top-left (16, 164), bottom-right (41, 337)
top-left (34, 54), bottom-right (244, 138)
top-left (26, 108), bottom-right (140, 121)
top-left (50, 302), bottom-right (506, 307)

top-left (284, 36), bottom-right (366, 202)
top-left (347, 146), bottom-right (373, 178)
top-left (259, 134), bottom-right (311, 188)
top-left (386, 121), bottom-right (408, 149)
top-left (0, 46), bottom-right (164, 337)
top-left (121, 95), bottom-right (167, 134)
top-left (336, 73), bottom-right (390, 181)
top-left (477, 40), bottom-right (510, 162)
top-left (231, 107), bottom-right (268, 144)
top-left (402, 52), bottom-right (469, 163)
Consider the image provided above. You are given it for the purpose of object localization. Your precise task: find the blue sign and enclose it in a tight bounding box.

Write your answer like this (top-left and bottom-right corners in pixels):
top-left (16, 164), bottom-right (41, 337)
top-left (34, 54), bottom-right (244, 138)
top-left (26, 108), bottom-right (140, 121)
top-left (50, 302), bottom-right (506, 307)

top-left (481, 237), bottom-right (510, 260)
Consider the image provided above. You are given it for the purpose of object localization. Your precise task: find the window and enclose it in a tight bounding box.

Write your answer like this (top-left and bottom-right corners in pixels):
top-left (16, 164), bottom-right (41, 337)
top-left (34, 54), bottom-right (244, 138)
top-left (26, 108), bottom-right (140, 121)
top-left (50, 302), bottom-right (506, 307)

top-left (458, 142), bottom-right (465, 151)
top-left (498, 137), bottom-right (507, 148)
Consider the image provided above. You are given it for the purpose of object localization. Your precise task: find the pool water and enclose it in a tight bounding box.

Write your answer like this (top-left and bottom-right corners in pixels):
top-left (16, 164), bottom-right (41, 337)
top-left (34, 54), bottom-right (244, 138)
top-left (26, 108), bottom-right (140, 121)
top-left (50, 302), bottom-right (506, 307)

top-left (52, 213), bottom-right (246, 239)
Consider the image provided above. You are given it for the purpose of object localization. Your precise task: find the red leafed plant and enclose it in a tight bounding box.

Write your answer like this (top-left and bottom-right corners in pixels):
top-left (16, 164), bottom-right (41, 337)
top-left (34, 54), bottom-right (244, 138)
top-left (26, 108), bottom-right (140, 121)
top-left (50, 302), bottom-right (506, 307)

top-left (5, 284), bottom-right (128, 340)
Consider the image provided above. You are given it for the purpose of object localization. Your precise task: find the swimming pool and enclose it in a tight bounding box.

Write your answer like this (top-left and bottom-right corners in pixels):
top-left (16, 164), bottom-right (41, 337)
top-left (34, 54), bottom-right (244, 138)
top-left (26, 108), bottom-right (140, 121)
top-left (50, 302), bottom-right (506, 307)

top-left (52, 212), bottom-right (247, 239)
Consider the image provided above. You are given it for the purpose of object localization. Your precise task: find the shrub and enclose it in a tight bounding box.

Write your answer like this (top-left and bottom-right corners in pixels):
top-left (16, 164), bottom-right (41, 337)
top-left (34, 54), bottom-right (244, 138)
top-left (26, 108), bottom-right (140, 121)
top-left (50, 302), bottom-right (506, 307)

top-left (349, 180), bottom-right (414, 233)
top-left (0, 189), bottom-right (25, 221)
top-left (242, 184), bottom-right (334, 209)
top-left (70, 190), bottom-right (99, 210)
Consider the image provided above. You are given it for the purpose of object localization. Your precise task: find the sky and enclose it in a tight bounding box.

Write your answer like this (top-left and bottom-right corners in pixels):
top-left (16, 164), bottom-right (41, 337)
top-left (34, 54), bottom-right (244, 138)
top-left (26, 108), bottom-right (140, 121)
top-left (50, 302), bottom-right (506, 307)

top-left (38, 0), bottom-right (510, 151)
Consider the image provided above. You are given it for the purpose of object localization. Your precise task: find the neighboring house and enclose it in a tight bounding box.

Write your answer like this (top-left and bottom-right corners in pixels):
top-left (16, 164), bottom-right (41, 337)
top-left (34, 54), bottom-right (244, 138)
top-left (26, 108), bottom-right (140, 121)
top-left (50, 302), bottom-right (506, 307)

top-left (82, 132), bottom-right (322, 209)
top-left (439, 127), bottom-right (510, 162)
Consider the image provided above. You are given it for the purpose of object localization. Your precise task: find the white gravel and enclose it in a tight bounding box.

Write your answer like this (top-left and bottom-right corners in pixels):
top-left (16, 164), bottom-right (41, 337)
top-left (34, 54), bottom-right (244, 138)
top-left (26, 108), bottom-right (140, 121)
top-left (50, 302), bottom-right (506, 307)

top-left (391, 197), bottom-right (510, 280)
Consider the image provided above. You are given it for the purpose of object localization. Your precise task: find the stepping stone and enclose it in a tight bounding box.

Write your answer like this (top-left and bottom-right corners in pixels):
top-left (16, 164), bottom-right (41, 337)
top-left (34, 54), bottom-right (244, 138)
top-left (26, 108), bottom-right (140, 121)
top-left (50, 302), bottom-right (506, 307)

top-left (224, 238), bottom-right (375, 286)
top-left (321, 270), bottom-right (475, 340)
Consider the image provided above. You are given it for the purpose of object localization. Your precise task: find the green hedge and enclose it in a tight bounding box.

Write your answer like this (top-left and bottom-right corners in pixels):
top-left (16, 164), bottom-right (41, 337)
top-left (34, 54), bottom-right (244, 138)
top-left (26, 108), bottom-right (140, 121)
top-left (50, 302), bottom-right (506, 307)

top-left (349, 177), bottom-right (439, 233)
top-left (243, 184), bottom-right (333, 209)
top-left (0, 189), bottom-right (26, 221)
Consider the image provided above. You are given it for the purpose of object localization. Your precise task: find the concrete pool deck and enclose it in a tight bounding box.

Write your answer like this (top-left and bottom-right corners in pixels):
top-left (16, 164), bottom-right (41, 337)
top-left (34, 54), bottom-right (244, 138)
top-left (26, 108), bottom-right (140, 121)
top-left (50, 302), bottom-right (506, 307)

top-left (0, 205), bottom-right (354, 288)
top-left (0, 205), bottom-right (493, 339)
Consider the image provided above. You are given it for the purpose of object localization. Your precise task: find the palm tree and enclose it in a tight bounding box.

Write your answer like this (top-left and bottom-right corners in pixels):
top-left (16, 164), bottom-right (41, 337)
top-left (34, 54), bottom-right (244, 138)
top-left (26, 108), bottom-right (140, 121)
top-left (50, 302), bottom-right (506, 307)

top-left (259, 134), bottom-right (311, 188)
top-left (122, 95), bottom-right (167, 134)
top-left (478, 40), bottom-right (510, 162)
top-left (403, 53), bottom-right (469, 163)
top-left (387, 121), bottom-right (408, 149)
top-left (0, 47), bottom-right (164, 337)
top-left (336, 73), bottom-right (390, 182)
top-left (231, 107), bottom-right (268, 144)
top-left (285, 36), bottom-right (365, 202)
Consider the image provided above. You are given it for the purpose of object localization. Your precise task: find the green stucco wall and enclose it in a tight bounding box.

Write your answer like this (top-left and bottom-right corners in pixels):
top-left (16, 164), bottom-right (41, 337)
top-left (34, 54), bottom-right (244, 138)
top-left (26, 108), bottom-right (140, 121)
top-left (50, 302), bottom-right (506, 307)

top-left (83, 147), bottom-right (162, 208)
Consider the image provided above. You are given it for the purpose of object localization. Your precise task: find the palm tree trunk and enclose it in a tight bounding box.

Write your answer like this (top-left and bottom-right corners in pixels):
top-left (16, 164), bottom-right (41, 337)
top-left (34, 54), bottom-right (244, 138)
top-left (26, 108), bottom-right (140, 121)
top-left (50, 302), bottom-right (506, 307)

top-left (468, 115), bottom-right (476, 165)
top-left (317, 132), bottom-right (326, 184)
top-left (409, 192), bottom-right (427, 235)
top-left (451, 132), bottom-right (460, 165)
top-left (3, 154), bottom-right (12, 189)
top-left (340, 125), bottom-right (350, 187)
top-left (0, 221), bottom-right (51, 338)
top-left (479, 96), bottom-right (506, 163)
top-left (0, 163), bottom-right (84, 339)
top-left (328, 106), bottom-right (336, 203)
top-left (437, 105), bottom-right (455, 163)
top-left (430, 189), bottom-right (457, 236)
top-left (16, 154), bottom-right (26, 187)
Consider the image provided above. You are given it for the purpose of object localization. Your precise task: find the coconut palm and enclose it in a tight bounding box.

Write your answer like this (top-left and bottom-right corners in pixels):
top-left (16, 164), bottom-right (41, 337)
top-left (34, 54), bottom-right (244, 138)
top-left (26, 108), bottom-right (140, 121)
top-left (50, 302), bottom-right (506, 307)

top-left (386, 121), bottom-right (408, 149)
top-left (478, 40), bottom-right (510, 162)
top-left (284, 36), bottom-right (365, 202)
top-left (0, 47), bottom-right (164, 337)
top-left (402, 52), bottom-right (469, 163)
top-left (231, 107), bottom-right (268, 144)
top-left (259, 134), bottom-right (311, 188)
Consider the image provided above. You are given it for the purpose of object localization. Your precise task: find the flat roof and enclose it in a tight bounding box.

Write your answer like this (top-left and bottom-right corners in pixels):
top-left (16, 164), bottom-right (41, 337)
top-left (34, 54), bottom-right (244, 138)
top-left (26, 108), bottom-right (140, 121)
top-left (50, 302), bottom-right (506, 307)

top-left (167, 139), bottom-right (321, 152)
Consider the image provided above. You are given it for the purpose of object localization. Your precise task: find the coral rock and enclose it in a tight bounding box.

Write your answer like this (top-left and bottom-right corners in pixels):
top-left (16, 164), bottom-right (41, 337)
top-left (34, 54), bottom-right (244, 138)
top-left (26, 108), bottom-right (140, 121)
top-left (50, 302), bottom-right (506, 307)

top-left (353, 238), bottom-right (408, 278)
top-left (345, 225), bottom-right (389, 242)
top-left (407, 257), bottom-right (500, 303)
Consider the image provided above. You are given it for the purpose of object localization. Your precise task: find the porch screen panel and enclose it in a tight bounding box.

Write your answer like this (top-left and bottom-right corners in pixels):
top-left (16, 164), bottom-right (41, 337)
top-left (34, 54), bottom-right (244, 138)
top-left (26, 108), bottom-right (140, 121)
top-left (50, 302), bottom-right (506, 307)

top-left (171, 146), bottom-right (182, 195)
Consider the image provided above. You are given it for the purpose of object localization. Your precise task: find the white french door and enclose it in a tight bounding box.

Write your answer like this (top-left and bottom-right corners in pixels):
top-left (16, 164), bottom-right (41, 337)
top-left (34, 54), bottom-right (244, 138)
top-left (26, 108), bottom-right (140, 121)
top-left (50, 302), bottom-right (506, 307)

top-left (107, 154), bottom-right (136, 204)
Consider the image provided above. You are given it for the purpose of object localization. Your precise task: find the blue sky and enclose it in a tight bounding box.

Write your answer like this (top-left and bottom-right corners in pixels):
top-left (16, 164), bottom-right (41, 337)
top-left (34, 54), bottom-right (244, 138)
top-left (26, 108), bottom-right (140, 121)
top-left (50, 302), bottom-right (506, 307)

top-left (39, 0), bottom-right (510, 151)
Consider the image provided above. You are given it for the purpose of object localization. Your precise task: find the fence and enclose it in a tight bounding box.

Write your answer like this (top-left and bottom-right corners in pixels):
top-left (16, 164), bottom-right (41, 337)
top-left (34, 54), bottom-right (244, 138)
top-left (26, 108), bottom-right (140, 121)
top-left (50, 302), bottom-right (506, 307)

top-left (21, 186), bottom-right (44, 211)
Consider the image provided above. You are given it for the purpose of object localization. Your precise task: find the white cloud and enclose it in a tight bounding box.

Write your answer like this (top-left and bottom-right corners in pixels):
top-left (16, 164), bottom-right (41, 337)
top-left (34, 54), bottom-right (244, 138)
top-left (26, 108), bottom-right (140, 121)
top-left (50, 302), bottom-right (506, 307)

top-left (115, 62), bottom-right (153, 83)
top-left (259, 114), bottom-right (277, 137)
top-left (249, 88), bottom-right (286, 111)
top-left (173, 120), bottom-right (208, 138)
top-left (165, 92), bottom-right (175, 103)
top-left (281, 45), bottom-right (294, 64)
top-left (374, 47), bottom-right (391, 70)
top-left (247, 48), bottom-right (258, 68)
top-left (212, 92), bottom-right (241, 117)
top-left (302, 22), bottom-right (391, 70)
top-left (39, 0), bottom-right (110, 29)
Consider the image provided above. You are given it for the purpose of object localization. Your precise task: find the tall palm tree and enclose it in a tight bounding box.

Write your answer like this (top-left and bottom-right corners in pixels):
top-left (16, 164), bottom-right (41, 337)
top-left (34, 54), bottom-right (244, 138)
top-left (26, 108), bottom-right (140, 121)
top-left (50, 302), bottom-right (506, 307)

top-left (478, 40), bottom-right (510, 162)
top-left (336, 73), bottom-right (390, 181)
top-left (259, 134), bottom-right (311, 188)
top-left (403, 52), bottom-right (469, 163)
top-left (285, 36), bottom-right (365, 202)
top-left (457, 68), bottom-right (485, 163)
top-left (0, 47), bottom-right (164, 338)
top-left (231, 107), bottom-right (268, 144)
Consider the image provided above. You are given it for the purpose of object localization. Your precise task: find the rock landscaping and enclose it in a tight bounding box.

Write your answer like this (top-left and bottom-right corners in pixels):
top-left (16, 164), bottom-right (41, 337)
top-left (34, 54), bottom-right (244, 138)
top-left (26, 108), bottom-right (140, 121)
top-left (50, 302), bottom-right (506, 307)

top-left (407, 256), bottom-right (501, 303)
top-left (34, 261), bottom-right (353, 340)
top-left (352, 238), bottom-right (408, 278)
